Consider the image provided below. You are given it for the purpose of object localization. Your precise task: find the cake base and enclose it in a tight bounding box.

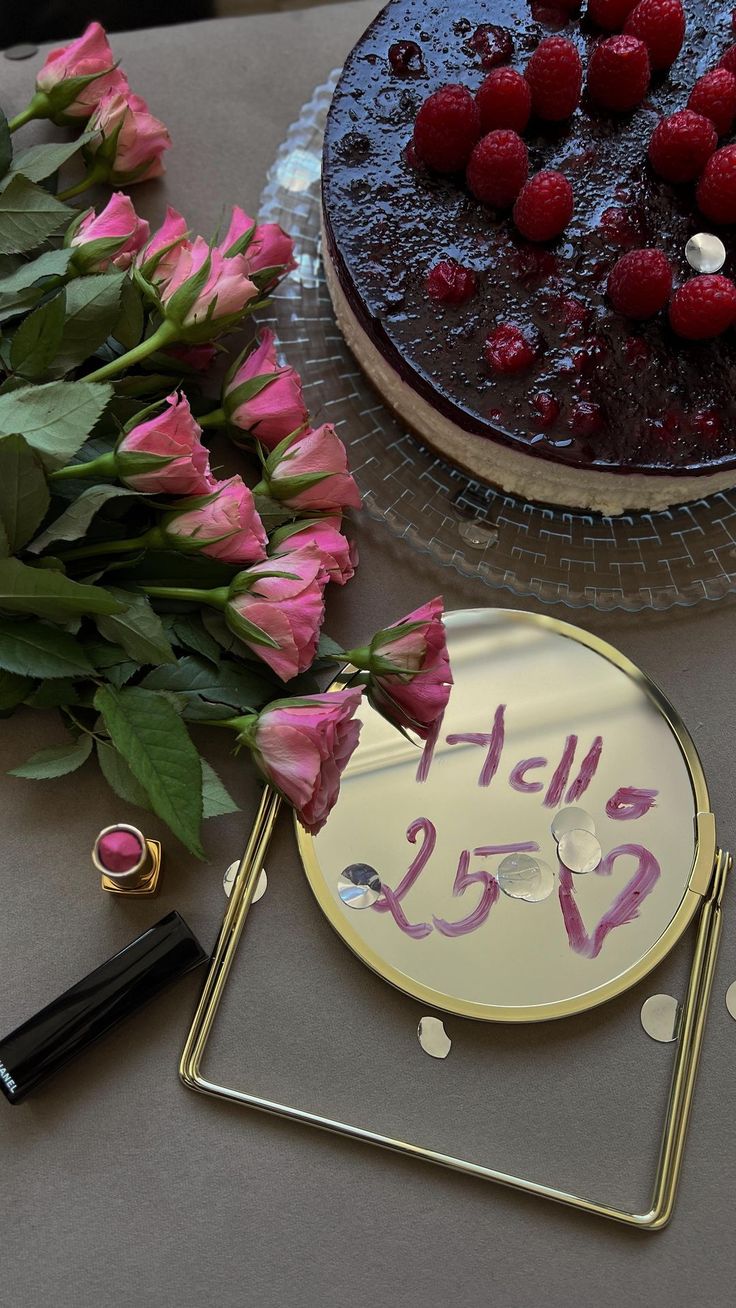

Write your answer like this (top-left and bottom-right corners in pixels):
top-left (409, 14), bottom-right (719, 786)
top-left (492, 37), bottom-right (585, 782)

top-left (322, 225), bottom-right (736, 516)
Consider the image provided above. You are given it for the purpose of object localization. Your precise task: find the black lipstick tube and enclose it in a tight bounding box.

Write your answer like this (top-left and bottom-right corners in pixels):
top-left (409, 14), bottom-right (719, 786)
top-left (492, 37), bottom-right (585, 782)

top-left (0, 911), bottom-right (207, 1104)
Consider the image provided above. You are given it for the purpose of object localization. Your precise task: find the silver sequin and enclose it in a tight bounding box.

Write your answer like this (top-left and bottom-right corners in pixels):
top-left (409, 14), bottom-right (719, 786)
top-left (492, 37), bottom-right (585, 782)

top-left (641, 993), bottom-right (680, 1043)
top-left (685, 232), bottom-right (726, 274)
top-left (557, 828), bottom-right (602, 875)
top-left (498, 853), bottom-right (555, 902)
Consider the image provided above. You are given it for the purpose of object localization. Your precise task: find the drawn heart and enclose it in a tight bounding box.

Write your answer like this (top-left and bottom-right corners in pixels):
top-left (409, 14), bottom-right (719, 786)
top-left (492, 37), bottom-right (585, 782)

top-left (558, 843), bottom-right (661, 960)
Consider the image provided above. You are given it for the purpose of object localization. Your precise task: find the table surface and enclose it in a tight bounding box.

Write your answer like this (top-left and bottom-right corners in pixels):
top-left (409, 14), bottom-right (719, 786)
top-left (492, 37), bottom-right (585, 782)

top-left (2, 6), bottom-right (736, 1305)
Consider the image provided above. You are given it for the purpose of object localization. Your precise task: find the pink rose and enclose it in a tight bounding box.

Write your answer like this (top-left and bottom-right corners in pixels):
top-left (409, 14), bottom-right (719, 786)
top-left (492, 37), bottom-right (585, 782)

top-left (137, 206), bottom-right (189, 284)
top-left (36, 21), bottom-right (129, 121)
top-left (162, 476), bottom-right (267, 565)
top-left (87, 91), bottom-right (171, 184)
top-left (353, 597), bottom-right (453, 739)
top-left (69, 192), bottom-right (149, 271)
top-left (243, 223), bottom-right (297, 288)
top-left (271, 517), bottom-right (357, 586)
top-left (115, 392), bottom-right (214, 494)
top-left (224, 328), bottom-right (308, 447)
top-left (225, 546), bottom-right (327, 681)
top-left (258, 425), bottom-right (362, 512)
top-left (245, 689), bottom-right (363, 833)
top-left (218, 206), bottom-right (256, 256)
top-left (158, 236), bottom-right (259, 338)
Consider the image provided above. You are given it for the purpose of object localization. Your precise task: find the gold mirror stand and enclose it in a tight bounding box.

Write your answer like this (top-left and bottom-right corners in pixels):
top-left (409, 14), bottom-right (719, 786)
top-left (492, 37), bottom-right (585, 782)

top-left (180, 787), bottom-right (731, 1231)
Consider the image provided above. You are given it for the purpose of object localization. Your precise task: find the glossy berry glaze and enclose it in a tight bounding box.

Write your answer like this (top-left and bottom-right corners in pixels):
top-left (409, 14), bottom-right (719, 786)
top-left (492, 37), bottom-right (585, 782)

top-left (321, 0), bottom-right (736, 480)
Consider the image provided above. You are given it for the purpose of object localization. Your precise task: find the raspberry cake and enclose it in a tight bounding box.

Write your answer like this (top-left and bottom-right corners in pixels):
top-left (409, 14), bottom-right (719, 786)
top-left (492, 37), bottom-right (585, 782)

top-left (321, 0), bottom-right (736, 513)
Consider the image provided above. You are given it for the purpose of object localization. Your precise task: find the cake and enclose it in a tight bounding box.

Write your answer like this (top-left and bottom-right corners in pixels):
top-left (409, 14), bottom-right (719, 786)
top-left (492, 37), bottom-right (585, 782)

top-left (321, 0), bottom-right (736, 514)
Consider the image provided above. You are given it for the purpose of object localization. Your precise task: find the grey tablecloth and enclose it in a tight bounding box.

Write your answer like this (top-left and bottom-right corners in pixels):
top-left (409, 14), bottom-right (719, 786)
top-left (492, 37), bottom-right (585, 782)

top-left (2, 7), bottom-right (736, 1305)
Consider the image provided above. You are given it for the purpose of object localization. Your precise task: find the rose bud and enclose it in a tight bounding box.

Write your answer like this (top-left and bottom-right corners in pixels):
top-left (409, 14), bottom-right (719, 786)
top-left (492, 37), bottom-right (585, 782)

top-left (255, 425), bottom-right (362, 513)
top-left (218, 207), bottom-right (296, 289)
top-left (270, 516), bottom-right (357, 586)
top-left (85, 91), bottom-right (171, 185)
top-left (159, 476), bottom-right (267, 565)
top-left (68, 192), bottom-right (150, 272)
top-left (224, 546), bottom-right (328, 681)
top-left (230, 689), bottom-right (363, 833)
top-left (346, 597), bottom-right (452, 738)
top-left (136, 206), bottom-right (189, 284)
top-left (34, 21), bottom-right (129, 122)
top-left (157, 236), bottom-right (260, 341)
top-left (114, 392), bottom-right (214, 493)
top-left (223, 328), bottom-right (308, 448)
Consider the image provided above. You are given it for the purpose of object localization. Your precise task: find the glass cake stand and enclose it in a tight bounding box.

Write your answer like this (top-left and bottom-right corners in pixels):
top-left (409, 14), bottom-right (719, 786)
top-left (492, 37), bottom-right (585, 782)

top-left (258, 74), bottom-right (736, 613)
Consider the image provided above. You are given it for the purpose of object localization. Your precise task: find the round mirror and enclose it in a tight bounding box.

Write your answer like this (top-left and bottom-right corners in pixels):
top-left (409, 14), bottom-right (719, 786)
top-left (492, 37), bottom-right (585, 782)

top-left (297, 610), bottom-right (713, 1021)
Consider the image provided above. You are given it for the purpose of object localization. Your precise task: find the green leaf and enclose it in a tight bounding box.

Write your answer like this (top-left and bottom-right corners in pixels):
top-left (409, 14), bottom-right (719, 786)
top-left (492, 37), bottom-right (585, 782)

top-left (0, 247), bottom-right (74, 324)
top-left (9, 733), bottom-right (92, 779)
top-left (112, 275), bottom-right (145, 351)
top-left (0, 668), bottom-right (32, 711)
top-left (0, 379), bottom-right (113, 469)
top-left (201, 759), bottom-right (239, 820)
top-left (94, 684), bottom-right (204, 856)
top-left (9, 290), bottom-right (66, 378)
top-left (164, 613), bottom-right (220, 665)
top-left (95, 589), bottom-right (176, 666)
top-left (0, 434), bottom-right (49, 551)
top-left (24, 677), bottom-right (80, 708)
top-left (28, 484), bottom-right (144, 554)
top-left (141, 654), bottom-right (272, 719)
top-left (51, 272), bottom-right (126, 373)
top-left (0, 617), bottom-right (94, 678)
top-left (0, 174), bottom-right (73, 256)
top-left (0, 556), bottom-right (124, 620)
top-left (96, 739), bottom-right (151, 811)
top-left (0, 109), bottom-right (11, 181)
top-left (5, 133), bottom-right (94, 185)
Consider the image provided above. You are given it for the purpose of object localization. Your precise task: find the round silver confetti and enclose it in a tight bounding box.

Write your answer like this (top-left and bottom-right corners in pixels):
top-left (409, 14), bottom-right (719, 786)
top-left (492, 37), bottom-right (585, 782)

top-left (551, 806), bottom-right (596, 841)
top-left (337, 862), bottom-right (382, 909)
top-left (641, 993), bottom-right (680, 1043)
top-left (725, 981), bottom-right (736, 1020)
top-left (417, 1016), bottom-right (451, 1059)
top-left (685, 232), bottom-right (726, 274)
top-left (497, 852), bottom-right (555, 903)
top-left (558, 828), bottom-right (602, 875)
top-left (224, 861), bottom-right (267, 902)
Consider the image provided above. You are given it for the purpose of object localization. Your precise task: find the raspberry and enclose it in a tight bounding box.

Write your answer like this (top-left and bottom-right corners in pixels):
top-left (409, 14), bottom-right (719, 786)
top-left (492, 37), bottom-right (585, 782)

top-left (465, 24), bottom-right (514, 69)
top-left (388, 41), bottom-right (425, 77)
top-left (587, 36), bottom-right (651, 111)
top-left (648, 110), bottom-right (717, 182)
top-left (720, 44), bottom-right (736, 76)
top-left (485, 323), bottom-right (538, 373)
top-left (413, 84), bottom-right (481, 173)
top-left (525, 37), bottom-right (583, 121)
top-left (669, 275), bottom-right (736, 339)
top-left (688, 69), bottom-right (736, 137)
top-left (466, 130), bottom-right (529, 207)
top-left (692, 409), bottom-right (722, 444)
top-left (569, 401), bottom-right (603, 436)
top-left (426, 260), bottom-right (478, 304)
top-left (607, 248), bottom-right (672, 318)
top-left (624, 0), bottom-right (685, 70)
top-left (697, 144), bottom-right (736, 223)
top-left (513, 170), bottom-right (574, 241)
top-left (476, 68), bottom-right (532, 133)
top-left (587, 0), bottom-right (637, 30)
top-left (533, 392), bottom-right (561, 426)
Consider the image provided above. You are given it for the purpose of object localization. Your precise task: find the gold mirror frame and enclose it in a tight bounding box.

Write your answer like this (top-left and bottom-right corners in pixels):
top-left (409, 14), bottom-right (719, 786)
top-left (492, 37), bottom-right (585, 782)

top-left (180, 609), bottom-right (731, 1230)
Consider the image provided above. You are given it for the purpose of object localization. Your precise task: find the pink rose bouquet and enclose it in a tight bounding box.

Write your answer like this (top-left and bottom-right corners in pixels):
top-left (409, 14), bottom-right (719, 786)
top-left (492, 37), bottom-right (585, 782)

top-left (230, 690), bottom-right (363, 833)
top-left (4, 22), bottom-right (452, 865)
top-left (68, 192), bottom-right (150, 271)
top-left (255, 426), bottom-right (362, 513)
top-left (220, 329), bottom-right (308, 448)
